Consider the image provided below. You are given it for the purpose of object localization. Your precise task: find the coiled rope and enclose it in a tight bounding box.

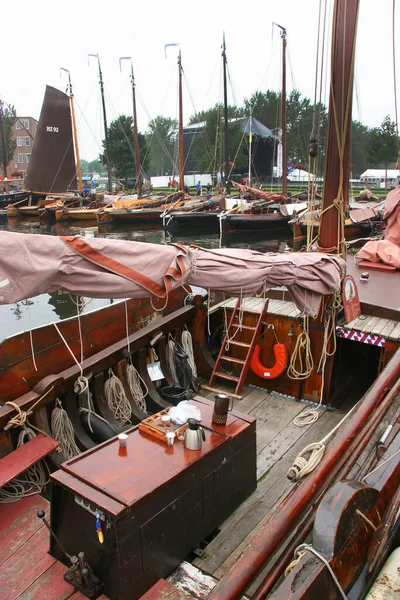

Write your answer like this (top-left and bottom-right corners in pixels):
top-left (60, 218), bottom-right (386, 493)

top-left (167, 337), bottom-right (179, 384)
top-left (287, 397), bottom-right (361, 482)
top-left (126, 360), bottom-right (148, 412)
top-left (104, 368), bottom-right (132, 424)
top-left (181, 327), bottom-right (197, 379)
top-left (51, 399), bottom-right (81, 459)
top-left (287, 316), bottom-right (314, 381)
top-left (0, 427), bottom-right (50, 504)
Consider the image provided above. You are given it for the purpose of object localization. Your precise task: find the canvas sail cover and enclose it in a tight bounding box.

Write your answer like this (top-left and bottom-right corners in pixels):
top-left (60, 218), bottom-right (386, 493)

top-left (0, 232), bottom-right (345, 316)
top-left (24, 85), bottom-right (77, 193)
top-left (357, 188), bottom-right (400, 268)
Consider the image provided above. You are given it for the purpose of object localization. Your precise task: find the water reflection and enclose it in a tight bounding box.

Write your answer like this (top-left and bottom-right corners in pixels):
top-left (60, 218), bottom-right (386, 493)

top-left (0, 218), bottom-right (291, 338)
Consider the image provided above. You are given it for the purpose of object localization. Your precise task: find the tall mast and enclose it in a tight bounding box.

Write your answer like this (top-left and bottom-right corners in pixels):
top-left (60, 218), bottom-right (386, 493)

top-left (165, 43), bottom-right (184, 192)
top-left (0, 101), bottom-right (8, 177)
top-left (318, 0), bottom-right (360, 253)
top-left (281, 27), bottom-right (287, 197)
top-left (89, 54), bottom-right (113, 193)
top-left (178, 50), bottom-right (185, 192)
top-left (274, 24), bottom-right (287, 196)
top-left (61, 68), bottom-right (83, 193)
top-left (248, 115), bottom-right (252, 184)
top-left (222, 33), bottom-right (230, 194)
top-left (120, 57), bottom-right (142, 197)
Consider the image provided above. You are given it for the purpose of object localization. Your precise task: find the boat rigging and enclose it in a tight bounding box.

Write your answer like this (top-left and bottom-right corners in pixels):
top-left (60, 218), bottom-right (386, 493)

top-left (60, 67), bottom-right (83, 194)
top-left (119, 56), bottom-right (143, 198)
top-left (88, 53), bottom-right (113, 193)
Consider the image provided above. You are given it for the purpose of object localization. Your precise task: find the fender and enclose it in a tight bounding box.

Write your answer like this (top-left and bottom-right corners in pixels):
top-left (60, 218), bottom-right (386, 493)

top-left (250, 343), bottom-right (288, 379)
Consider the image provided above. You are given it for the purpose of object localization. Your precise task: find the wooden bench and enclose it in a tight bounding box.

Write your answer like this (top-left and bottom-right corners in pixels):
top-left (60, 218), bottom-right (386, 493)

top-left (0, 433), bottom-right (59, 488)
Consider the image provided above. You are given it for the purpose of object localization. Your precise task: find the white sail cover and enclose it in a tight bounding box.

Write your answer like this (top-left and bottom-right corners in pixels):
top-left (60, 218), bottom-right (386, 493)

top-left (0, 232), bottom-right (346, 317)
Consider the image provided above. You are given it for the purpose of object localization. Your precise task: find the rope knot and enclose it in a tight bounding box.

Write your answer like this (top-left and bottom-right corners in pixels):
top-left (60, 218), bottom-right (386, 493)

top-left (5, 401), bottom-right (28, 428)
top-left (287, 442), bottom-right (325, 481)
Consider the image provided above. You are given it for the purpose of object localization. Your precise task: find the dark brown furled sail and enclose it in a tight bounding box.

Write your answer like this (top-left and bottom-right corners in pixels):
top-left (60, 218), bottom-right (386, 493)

top-left (24, 85), bottom-right (77, 193)
top-left (318, 0), bottom-right (360, 253)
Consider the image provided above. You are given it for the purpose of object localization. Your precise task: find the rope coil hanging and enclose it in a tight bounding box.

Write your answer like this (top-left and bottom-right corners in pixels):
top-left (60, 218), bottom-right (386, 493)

top-left (181, 327), bottom-right (197, 379)
top-left (167, 337), bottom-right (179, 384)
top-left (51, 399), bottom-right (81, 459)
top-left (104, 368), bottom-right (132, 424)
top-left (126, 359), bottom-right (148, 412)
top-left (0, 426), bottom-right (50, 504)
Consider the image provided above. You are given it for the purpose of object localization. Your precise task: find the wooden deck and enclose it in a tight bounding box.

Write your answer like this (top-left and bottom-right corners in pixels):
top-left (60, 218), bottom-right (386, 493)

top-left (1, 383), bottom-right (399, 600)
top-left (0, 494), bottom-right (107, 600)
top-left (211, 296), bottom-right (400, 342)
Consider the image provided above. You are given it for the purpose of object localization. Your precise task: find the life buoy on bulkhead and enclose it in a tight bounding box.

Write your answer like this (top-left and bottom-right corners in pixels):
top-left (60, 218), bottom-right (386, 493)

top-left (250, 343), bottom-right (288, 379)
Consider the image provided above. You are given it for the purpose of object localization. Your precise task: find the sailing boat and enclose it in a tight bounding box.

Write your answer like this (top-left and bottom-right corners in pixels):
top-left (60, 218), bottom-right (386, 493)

top-left (0, 1), bottom-right (399, 598)
top-left (7, 85), bottom-right (81, 219)
top-left (219, 27), bottom-right (301, 234)
top-left (163, 35), bottom-right (233, 231)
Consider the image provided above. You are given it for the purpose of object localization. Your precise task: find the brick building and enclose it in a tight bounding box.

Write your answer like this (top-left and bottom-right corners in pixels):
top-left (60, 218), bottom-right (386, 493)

top-left (7, 116), bottom-right (38, 177)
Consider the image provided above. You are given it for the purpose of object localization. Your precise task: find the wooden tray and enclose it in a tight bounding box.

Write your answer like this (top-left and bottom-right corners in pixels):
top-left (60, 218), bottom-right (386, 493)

top-left (139, 408), bottom-right (188, 443)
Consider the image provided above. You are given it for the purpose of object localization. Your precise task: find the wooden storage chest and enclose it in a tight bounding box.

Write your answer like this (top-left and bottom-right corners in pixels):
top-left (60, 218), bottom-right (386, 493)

top-left (50, 396), bottom-right (256, 599)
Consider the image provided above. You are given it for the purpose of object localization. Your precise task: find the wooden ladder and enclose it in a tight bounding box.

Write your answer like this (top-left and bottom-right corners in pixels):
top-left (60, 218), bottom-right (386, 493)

top-left (209, 298), bottom-right (269, 394)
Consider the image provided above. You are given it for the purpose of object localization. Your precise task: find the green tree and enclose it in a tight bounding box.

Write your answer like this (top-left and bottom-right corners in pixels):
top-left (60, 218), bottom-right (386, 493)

top-left (100, 115), bottom-right (149, 180)
top-left (243, 90), bottom-right (280, 131)
top-left (243, 89), bottom-right (328, 175)
top-left (0, 104), bottom-right (17, 174)
top-left (351, 121), bottom-right (372, 177)
top-left (86, 159), bottom-right (103, 173)
top-left (147, 116), bottom-right (178, 176)
top-left (367, 115), bottom-right (398, 186)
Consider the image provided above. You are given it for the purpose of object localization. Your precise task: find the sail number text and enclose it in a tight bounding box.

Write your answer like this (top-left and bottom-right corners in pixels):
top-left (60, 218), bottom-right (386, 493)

top-left (46, 126), bottom-right (59, 133)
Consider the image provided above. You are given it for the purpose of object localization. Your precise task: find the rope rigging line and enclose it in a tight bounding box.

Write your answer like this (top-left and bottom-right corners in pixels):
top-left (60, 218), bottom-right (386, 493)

top-left (284, 544), bottom-right (348, 599)
top-left (392, 0), bottom-right (400, 162)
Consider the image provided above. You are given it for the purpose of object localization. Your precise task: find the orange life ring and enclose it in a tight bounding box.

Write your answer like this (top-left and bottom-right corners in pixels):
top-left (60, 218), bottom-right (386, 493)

top-left (250, 343), bottom-right (288, 379)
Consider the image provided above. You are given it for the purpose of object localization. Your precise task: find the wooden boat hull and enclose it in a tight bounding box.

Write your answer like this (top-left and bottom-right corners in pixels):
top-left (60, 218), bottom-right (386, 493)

top-left (0, 191), bottom-right (30, 208)
top-left (220, 212), bottom-right (291, 232)
top-left (163, 211), bottom-right (222, 230)
top-left (299, 218), bottom-right (373, 239)
top-left (55, 207), bottom-right (100, 221)
top-left (97, 208), bottom-right (164, 225)
top-left (7, 205), bottom-right (42, 218)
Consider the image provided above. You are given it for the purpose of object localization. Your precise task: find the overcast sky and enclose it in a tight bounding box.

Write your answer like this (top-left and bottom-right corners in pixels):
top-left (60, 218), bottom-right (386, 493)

top-left (1, 0), bottom-right (398, 161)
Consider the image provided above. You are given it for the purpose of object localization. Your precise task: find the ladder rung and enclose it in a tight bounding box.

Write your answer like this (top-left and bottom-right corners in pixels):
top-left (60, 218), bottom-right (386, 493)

top-left (214, 372), bottom-right (240, 382)
top-left (228, 340), bottom-right (251, 348)
top-left (221, 355), bottom-right (246, 365)
top-left (230, 324), bottom-right (257, 331)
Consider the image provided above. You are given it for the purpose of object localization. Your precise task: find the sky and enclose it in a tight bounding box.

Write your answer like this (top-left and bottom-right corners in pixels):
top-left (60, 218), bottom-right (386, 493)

top-left (1, 0), bottom-right (398, 162)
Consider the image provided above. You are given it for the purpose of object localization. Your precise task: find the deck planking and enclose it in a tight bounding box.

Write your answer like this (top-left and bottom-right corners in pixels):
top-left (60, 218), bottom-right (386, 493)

top-left (193, 388), bottom-right (343, 576)
top-left (212, 295), bottom-right (400, 341)
top-left (3, 384), bottom-right (399, 599)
